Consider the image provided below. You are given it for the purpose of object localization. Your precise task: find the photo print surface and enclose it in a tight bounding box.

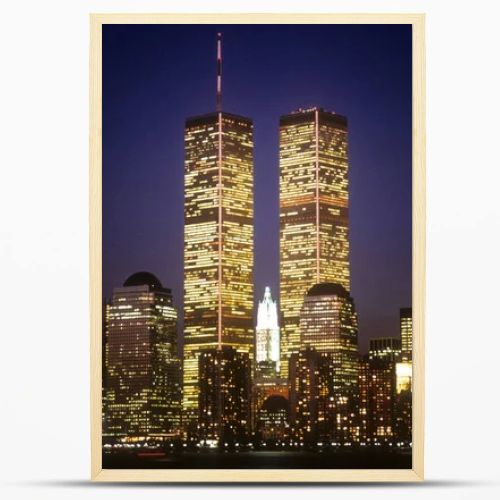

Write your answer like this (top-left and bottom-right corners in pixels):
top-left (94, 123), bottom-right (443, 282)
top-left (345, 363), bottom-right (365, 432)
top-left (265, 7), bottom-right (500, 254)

top-left (101, 23), bottom-right (413, 469)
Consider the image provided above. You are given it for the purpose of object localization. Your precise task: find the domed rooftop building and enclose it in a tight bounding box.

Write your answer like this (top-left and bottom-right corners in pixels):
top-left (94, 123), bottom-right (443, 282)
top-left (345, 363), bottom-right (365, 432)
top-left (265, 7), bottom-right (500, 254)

top-left (257, 395), bottom-right (289, 443)
top-left (103, 271), bottom-right (180, 444)
top-left (290, 282), bottom-right (359, 445)
top-left (123, 271), bottom-right (169, 292)
top-left (300, 282), bottom-right (357, 354)
top-left (261, 395), bottom-right (289, 415)
top-left (306, 282), bottom-right (350, 299)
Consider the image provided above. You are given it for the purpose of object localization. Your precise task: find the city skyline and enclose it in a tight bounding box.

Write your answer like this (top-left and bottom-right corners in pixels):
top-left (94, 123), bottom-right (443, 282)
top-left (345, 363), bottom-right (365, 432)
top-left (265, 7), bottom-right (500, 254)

top-left (102, 24), bottom-right (411, 354)
top-left (101, 26), bottom-right (413, 466)
top-left (102, 271), bottom-right (413, 455)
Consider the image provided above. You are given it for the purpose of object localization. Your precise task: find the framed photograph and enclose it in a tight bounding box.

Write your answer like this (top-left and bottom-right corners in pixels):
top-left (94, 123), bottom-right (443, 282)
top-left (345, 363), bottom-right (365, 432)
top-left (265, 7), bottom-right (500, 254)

top-left (90, 13), bottom-right (425, 482)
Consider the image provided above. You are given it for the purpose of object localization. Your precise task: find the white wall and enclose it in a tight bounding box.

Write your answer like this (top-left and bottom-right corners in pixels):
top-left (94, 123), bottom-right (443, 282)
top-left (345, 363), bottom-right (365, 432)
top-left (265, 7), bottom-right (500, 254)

top-left (1, 1), bottom-right (499, 498)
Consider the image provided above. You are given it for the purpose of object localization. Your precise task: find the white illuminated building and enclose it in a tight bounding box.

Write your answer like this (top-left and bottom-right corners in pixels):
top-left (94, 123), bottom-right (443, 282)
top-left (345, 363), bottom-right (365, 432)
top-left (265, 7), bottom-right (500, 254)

top-left (256, 287), bottom-right (280, 372)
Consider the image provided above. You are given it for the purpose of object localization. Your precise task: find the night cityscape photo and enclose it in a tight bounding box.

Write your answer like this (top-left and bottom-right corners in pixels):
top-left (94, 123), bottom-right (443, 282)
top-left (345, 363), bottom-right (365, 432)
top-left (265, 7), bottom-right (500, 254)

top-left (102, 24), bottom-right (413, 469)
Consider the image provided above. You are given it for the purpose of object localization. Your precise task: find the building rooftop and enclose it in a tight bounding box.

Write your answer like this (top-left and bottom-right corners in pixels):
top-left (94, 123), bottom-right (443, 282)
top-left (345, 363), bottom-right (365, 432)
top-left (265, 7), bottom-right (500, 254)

top-left (185, 111), bottom-right (253, 127)
top-left (280, 107), bottom-right (348, 128)
top-left (400, 307), bottom-right (412, 318)
top-left (290, 106), bottom-right (333, 115)
top-left (261, 395), bottom-right (289, 413)
top-left (123, 271), bottom-right (166, 291)
top-left (306, 282), bottom-right (350, 298)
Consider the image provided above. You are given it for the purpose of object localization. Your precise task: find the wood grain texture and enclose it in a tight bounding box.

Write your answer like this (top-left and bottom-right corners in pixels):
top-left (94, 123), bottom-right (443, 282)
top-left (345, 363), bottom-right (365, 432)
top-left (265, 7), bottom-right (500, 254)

top-left (89, 12), bottom-right (425, 482)
top-left (89, 13), bottom-right (103, 481)
top-left (411, 13), bottom-right (426, 482)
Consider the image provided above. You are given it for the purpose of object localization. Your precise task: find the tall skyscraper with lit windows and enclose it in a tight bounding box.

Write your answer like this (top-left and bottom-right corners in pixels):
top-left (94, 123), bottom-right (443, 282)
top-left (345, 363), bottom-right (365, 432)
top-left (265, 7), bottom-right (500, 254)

top-left (103, 272), bottom-right (182, 444)
top-left (400, 307), bottom-right (413, 362)
top-left (183, 34), bottom-right (254, 425)
top-left (292, 283), bottom-right (359, 444)
top-left (279, 107), bottom-right (350, 376)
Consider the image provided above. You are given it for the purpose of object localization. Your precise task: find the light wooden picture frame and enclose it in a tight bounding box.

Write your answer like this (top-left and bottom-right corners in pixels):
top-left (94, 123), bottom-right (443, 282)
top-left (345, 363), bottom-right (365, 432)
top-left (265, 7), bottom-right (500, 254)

top-left (90, 13), bottom-right (425, 482)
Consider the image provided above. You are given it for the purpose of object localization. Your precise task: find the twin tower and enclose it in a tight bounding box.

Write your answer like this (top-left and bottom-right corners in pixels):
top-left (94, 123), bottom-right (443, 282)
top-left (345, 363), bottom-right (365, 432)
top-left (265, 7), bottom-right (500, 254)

top-left (182, 34), bottom-right (350, 420)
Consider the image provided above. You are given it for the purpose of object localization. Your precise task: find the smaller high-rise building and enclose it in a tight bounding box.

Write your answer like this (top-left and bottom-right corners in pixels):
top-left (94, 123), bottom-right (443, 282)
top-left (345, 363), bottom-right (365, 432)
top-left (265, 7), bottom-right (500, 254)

top-left (198, 346), bottom-right (252, 448)
top-left (397, 308), bottom-right (412, 445)
top-left (289, 347), bottom-right (320, 445)
top-left (369, 337), bottom-right (402, 362)
top-left (288, 283), bottom-right (360, 446)
top-left (359, 354), bottom-right (396, 445)
top-left (358, 356), bottom-right (370, 444)
top-left (299, 283), bottom-right (359, 384)
top-left (300, 283), bottom-right (357, 353)
top-left (289, 346), bottom-right (359, 446)
top-left (255, 286), bottom-right (280, 374)
top-left (253, 287), bottom-right (286, 430)
top-left (103, 272), bottom-right (181, 445)
top-left (255, 395), bottom-right (290, 445)
top-left (400, 307), bottom-right (413, 362)
top-left (252, 373), bottom-right (288, 434)
top-left (394, 361), bottom-right (412, 446)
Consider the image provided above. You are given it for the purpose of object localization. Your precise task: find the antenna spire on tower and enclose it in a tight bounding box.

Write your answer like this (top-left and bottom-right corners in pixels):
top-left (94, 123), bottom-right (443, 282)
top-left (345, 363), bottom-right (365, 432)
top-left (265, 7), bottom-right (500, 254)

top-left (216, 32), bottom-right (222, 112)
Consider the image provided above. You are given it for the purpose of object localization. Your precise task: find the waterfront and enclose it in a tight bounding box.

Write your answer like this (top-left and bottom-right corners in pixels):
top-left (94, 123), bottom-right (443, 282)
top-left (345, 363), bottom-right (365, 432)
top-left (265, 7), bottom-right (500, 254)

top-left (103, 449), bottom-right (412, 469)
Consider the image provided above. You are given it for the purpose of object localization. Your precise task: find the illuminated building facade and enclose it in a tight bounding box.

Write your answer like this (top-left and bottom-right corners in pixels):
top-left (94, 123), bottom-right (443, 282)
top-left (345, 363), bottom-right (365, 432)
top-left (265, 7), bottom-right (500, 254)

top-left (279, 107), bottom-right (350, 376)
top-left (299, 283), bottom-right (358, 360)
top-left (255, 286), bottom-right (280, 374)
top-left (359, 354), bottom-right (412, 446)
top-left (289, 346), bottom-right (359, 446)
top-left (369, 337), bottom-right (402, 362)
top-left (255, 395), bottom-right (289, 444)
top-left (289, 347), bottom-right (320, 445)
top-left (299, 283), bottom-right (359, 415)
top-left (358, 356), bottom-right (370, 444)
top-left (400, 307), bottom-right (413, 362)
top-left (358, 354), bottom-right (396, 445)
top-left (396, 361), bottom-right (412, 394)
top-left (289, 283), bottom-right (359, 445)
top-left (183, 34), bottom-right (254, 424)
top-left (397, 308), bottom-right (412, 444)
top-left (198, 346), bottom-right (252, 447)
top-left (394, 361), bottom-right (412, 446)
top-left (103, 272), bottom-right (182, 444)
top-left (252, 374), bottom-right (288, 432)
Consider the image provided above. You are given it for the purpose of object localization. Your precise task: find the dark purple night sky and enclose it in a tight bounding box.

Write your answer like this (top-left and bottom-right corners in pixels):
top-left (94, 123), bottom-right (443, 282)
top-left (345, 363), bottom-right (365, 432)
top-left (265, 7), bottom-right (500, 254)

top-left (102, 24), bottom-right (412, 353)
